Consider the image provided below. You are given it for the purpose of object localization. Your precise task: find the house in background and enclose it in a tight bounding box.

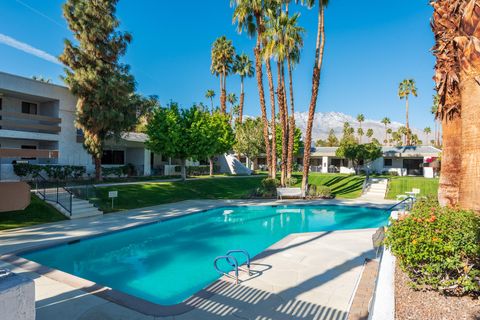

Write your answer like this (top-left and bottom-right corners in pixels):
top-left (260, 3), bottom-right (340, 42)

top-left (250, 145), bottom-right (441, 178)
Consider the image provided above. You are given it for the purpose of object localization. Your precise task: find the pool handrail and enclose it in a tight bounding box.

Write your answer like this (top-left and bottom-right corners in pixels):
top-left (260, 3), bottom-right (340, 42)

top-left (226, 249), bottom-right (251, 275)
top-left (385, 196), bottom-right (415, 212)
top-left (214, 255), bottom-right (239, 285)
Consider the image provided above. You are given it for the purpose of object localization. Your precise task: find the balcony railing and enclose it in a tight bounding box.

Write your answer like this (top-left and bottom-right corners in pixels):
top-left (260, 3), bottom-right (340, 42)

top-left (0, 148), bottom-right (59, 159)
top-left (0, 110), bottom-right (61, 134)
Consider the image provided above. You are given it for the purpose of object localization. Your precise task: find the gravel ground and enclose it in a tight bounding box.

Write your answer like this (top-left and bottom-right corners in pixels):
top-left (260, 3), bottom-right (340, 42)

top-left (395, 263), bottom-right (480, 320)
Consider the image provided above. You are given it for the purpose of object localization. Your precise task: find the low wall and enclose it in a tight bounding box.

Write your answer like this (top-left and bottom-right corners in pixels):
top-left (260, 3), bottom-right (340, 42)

top-left (0, 182), bottom-right (30, 212)
top-left (0, 270), bottom-right (35, 320)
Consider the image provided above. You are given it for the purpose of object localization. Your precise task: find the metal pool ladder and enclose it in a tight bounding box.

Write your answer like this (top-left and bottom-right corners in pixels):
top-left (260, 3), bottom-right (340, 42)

top-left (213, 249), bottom-right (251, 285)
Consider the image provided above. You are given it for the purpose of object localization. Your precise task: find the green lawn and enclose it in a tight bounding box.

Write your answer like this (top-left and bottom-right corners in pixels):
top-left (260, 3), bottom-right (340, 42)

top-left (292, 173), bottom-right (365, 199)
top-left (0, 194), bottom-right (67, 231)
top-left (386, 176), bottom-right (439, 199)
top-left (92, 176), bottom-right (265, 212)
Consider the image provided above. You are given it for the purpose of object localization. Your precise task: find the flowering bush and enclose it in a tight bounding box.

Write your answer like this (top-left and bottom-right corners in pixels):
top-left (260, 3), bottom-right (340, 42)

top-left (385, 196), bottom-right (480, 296)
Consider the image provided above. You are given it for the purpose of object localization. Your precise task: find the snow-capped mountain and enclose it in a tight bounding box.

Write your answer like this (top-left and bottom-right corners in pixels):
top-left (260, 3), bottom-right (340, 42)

top-left (292, 111), bottom-right (425, 144)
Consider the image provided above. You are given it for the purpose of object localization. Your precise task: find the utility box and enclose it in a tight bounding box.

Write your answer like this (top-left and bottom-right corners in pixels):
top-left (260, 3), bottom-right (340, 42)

top-left (0, 182), bottom-right (31, 212)
top-left (0, 269), bottom-right (35, 320)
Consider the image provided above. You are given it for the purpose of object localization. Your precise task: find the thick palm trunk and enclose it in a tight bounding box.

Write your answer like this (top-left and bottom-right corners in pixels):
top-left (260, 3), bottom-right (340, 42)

top-left (266, 59), bottom-right (277, 179)
top-left (180, 158), bottom-right (187, 181)
top-left (277, 61), bottom-right (288, 186)
top-left (239, 79), bottom-right (245, 124)
top-left (220, 74), bottom-right (227, 114)
top-left (94, 156), bottom-right (102, 181)
top-left (458, 78), bottom-right (480, 211)
top-left (438, 113), bottom-right (462, 207)
top-left (253, 15), bottom-right (272, 177)
top-left (302, 2), bottom-right (325, 192)
top-left (287, 58), bottom-right (295, 178)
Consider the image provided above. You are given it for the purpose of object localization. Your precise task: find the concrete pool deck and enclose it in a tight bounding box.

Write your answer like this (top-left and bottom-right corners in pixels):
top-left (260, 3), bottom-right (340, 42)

top-left (0, 198), bottom-right (395, 319)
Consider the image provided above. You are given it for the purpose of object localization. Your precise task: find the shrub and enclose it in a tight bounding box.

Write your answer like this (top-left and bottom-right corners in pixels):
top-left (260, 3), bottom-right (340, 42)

top-left (307, 184), bottom-right (317, 197)
top-left (13, 164), bottom-right (85, 180)
top-left (102, 166), bottom-right (125, 178)
top-left (385, 196), bottom-right (480, 296)
top-left (255, 178), bottom-right (279, 198)
top-left (285, 177), bottom-right (298, 187)
top-left (186, 165), bottom-right (219, 176)
top-left (13, 163), bottom-right (40, 178)
top-left (316, 186), bottom-right (333, 198)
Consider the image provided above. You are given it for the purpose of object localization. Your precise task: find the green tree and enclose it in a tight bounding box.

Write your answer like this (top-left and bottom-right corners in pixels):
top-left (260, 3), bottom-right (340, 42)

top-left (191, 107), bottom-right (234, 176)
top-left (336, 141), bottom-right (382, 175)
top-left (234, 117), bottom-right (266, 168)
top-left (366, 128), bottom-right (374, 142)
top-left (326, 129), bottom-right (339, 146)
top-left (398, 79), bottom-right (418, 145)
top-left (357, 127), bottom-right (364, 142)
top-left (233, 53), bottom-right (254, 124)
top-left (205, 89), bottom-right (216, 110)
top-left (211, 36), bottom-right (235, 114)
top-left (275, 125), bottom-right (303, 159)
top-left (60, 0), bottom-right (148, 180)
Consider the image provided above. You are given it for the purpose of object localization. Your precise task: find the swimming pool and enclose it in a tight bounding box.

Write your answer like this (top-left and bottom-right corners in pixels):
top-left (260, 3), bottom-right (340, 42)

top-left (22, 205), bottom-right (388, 306)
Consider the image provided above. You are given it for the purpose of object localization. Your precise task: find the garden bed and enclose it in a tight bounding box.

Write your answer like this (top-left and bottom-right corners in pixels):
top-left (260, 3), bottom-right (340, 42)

top-left (395, 262), bottom-right (479, 320)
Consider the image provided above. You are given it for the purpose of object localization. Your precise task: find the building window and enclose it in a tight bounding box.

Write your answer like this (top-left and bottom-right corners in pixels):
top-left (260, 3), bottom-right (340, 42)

top-left (101, 150), bottom-right (125, 165)
top-left (384, 158), bottom-right (393, 167)
top-left (21, 145), bottom-right (37, 160)
top-left (22, 102), bottom-right (37, 115)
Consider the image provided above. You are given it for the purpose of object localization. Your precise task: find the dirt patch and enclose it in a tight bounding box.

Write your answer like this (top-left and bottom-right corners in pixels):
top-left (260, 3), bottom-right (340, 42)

top-left (395, 262), bottom-right (480, 320)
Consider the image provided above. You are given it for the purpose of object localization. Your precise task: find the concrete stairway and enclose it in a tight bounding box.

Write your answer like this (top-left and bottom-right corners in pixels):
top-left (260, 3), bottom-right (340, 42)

top-left (42, 189), bottom-right (103, 219)
top-left (359, 178), bottom-right (388, 201)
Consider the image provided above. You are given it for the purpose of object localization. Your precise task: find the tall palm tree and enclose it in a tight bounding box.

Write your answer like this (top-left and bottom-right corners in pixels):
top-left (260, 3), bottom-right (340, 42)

top-left (227, 93), bottom-right (238, 123)
top-left (211, 36), bottom-right (236, 114)
top-left (398, 126), bottom-right (408, 146)
top-left (381, 117), bottom-right (391, 145)
top-left (231, 0), bottom-right (272, 177)
top-left (386, 128), bottom-right (393, 144)
top-left (430, 95), bottom-right (440, 146)
top-left (357, 128), bottom-right (364, 143)
top-left (431, 0), bottom-right (463, 208)
top-left (233, 53), bottom-right (254, 124)
top-left (453, 0), bottom-right (480, 211)
top-left (299, 0), bottom-right (329, 191)
top-left (366, 128), bottom-right (374, 142)
top-left (424, 127), bottom-right (431, 145)
top-left (398, 79), bottom-right (418, 146)
top-left (205, 89), bottom-right (216, 110)
top-left (356, 114), bottom-right (365, 143)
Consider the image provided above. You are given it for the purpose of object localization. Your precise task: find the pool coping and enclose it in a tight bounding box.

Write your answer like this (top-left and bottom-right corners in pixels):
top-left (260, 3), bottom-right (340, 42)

top-left (0, 200), bottom-right (392, 317)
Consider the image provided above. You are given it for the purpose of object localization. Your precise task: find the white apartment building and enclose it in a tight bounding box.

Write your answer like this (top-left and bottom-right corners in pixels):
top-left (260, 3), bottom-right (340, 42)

top-left (0, 72), bottom-right (157, 180)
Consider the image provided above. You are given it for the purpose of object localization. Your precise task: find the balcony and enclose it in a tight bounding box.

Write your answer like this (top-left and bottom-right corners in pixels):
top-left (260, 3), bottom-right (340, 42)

top-left (0, 110), bottom-right (61, 134)
top-left (0, 148), bottom-right (59, 159)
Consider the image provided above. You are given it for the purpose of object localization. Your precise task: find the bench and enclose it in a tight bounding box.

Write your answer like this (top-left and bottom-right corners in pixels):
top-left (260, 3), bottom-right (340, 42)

top-left (276, 187), bottom-right (305, 200)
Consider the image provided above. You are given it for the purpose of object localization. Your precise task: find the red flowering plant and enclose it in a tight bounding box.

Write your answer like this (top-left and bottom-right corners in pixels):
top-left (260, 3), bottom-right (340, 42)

top-left (385, 196), bottom-right (480, 296)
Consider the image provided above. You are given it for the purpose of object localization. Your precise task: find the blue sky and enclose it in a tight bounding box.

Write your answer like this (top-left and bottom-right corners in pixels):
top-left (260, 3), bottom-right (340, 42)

top-left (0, 0), bottom-right (435, 129)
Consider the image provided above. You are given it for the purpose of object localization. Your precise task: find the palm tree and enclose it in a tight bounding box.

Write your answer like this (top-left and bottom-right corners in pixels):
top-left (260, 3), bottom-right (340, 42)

top-left (386, 128), bottom-right (393, 145)
top-left (424, 127), bottom-right (431, 145)
top-left (357, 128), bottom-right (364, 143)
top-left (431, 0), bottom-right (463, 208)
top-left (299, 0), bottom-right (329, 192)
top-left (233, 53), bottom-right (254, 124)
top-left (211, 36), bottom-right (236, 114)
top-left (398, 79), bottom-right (418, 146)
top-left (227, 93), bottom-right (238, 123)
top-left (366, 128), bottom-right (374, 142)
top-left (356, 114), bottom-right (365, 143)
top-left (381, 117), bottom-right (391, 145)
top-left (205, 89), bottom-right (216, 110)
top-left (453, 0), bottom-right (480, 211)
top-left (231, 0), bottom-right (272, 177)
top-left (431, 95), bottom-right (440, 146)
top-left (398, 126), bottom-right (408, 146)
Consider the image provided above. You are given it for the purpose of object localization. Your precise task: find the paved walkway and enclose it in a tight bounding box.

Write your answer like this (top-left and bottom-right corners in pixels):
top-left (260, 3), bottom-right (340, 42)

top-left (0, 198), bottom-right (394, 320)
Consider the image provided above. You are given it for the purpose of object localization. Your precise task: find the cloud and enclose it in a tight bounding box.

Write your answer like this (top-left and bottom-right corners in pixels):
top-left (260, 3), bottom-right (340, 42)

top-left (0, 33), bottom-right (62, 66)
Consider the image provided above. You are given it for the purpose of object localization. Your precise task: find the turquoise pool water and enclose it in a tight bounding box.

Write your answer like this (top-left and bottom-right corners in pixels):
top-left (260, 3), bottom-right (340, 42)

top-left (22, 205), bottom-right (388, 305)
